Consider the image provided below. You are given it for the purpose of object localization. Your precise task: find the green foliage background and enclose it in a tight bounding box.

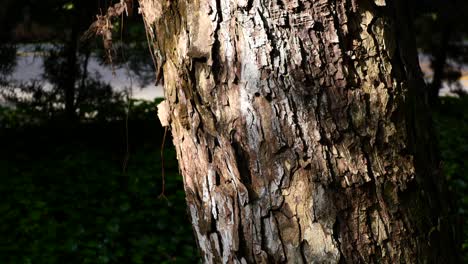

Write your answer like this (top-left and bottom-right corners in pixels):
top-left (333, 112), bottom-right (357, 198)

top-left (433, 96), bottom-right (468, 259)
top-left (0, 100), bottom-right (199, 263)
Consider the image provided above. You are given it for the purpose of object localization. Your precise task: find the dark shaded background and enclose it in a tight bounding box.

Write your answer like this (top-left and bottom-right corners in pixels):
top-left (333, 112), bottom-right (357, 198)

top-left (0, 0), bottom-right (467, 263)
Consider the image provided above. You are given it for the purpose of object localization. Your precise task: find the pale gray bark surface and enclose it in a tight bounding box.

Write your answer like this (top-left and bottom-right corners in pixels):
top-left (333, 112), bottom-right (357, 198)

top-left (143, 0), bottom-right (458, 262)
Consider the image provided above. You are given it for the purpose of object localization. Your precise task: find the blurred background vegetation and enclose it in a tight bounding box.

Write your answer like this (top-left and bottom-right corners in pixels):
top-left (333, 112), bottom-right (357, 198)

top-left (0, 0), bottom-right (466, 263)
top-left (0, 100), bottom-right (199, 263)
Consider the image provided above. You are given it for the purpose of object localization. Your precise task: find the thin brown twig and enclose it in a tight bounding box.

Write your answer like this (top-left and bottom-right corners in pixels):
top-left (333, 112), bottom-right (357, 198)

top-left (120, 11), bottom-right (133, 176)
top-left (158, 126), bottom-right (168, 200)
top-left (141, 16), bottom-right (159, 77)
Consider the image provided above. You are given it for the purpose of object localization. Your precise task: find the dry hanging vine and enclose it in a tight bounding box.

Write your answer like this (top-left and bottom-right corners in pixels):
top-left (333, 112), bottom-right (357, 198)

top-left (82, 0), bottom-right (169, 198)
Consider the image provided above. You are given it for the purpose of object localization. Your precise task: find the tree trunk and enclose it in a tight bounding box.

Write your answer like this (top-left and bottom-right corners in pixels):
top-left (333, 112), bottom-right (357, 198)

top-left (141, 0), bottom-right (459, 262)
top-left (64, 25), bottom-right (78, 120)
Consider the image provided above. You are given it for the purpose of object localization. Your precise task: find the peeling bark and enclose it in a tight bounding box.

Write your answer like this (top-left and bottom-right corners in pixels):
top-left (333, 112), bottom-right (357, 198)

top-left (140, 0), bottom-right (458, 262)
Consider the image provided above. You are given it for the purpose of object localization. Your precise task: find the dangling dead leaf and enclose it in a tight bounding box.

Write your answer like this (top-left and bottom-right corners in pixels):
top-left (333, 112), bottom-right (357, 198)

top-left (81, 0), bottom-right (130, 67)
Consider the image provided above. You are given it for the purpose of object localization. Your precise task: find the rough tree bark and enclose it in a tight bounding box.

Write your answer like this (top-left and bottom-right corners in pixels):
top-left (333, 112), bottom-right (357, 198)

top-left (141, 0), bottom-right (459, 262)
